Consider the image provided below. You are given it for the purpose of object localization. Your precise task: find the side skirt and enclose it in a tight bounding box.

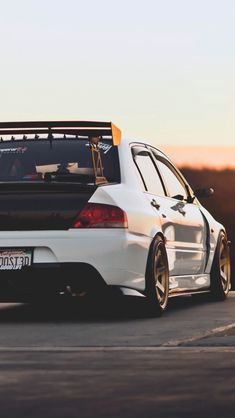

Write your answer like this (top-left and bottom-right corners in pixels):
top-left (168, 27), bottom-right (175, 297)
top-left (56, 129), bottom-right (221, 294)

top-left (169, 273), bottom-right (210, 295)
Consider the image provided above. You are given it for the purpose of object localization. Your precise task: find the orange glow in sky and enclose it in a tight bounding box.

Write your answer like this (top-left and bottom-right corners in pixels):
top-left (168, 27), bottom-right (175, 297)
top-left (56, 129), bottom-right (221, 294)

top-left (160, 146), bottom-right (235, 169)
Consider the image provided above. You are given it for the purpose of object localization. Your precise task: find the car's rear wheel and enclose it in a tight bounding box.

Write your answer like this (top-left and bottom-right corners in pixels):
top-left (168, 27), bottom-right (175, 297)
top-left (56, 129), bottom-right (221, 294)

top-left (210, 231), bottom-right (231, 300)
top-left (145, 236), bottom-right (169, 316)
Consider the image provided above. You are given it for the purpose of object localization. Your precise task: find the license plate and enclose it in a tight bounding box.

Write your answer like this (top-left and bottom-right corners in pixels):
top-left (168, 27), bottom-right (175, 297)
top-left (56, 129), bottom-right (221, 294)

top-left (0, 249), bottom-right (32, 270)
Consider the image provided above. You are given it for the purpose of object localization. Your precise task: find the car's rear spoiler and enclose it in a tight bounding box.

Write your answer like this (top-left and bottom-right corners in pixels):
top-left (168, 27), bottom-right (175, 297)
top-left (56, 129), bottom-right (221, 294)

top-left (0, 121), bottom-right (122, 146)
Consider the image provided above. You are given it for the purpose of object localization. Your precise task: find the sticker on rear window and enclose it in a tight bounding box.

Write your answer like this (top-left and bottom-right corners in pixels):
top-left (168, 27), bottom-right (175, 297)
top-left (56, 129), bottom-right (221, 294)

top-left (0, 147), bottom-right (27, 155)
top-left (98, 142), bottom-right (112, 154)
top-left (85, 142), bottom-right (112, 154)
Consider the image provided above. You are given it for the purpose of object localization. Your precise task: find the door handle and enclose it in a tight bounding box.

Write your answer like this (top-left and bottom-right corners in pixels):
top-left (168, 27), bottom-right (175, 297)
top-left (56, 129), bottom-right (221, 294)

top-left (171, 202), bottom-right (186, 216)
top-left (151, 199), bottom-right (160, 210)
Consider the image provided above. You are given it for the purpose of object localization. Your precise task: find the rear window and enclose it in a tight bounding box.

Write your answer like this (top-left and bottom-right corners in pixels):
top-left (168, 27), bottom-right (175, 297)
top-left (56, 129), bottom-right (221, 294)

top-left (0, 138), bottom-right (120, 183)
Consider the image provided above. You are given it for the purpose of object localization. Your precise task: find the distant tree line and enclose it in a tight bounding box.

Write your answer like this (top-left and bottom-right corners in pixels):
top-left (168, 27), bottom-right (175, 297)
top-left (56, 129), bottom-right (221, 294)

top-left (181, 168), bottom-right (235, 289)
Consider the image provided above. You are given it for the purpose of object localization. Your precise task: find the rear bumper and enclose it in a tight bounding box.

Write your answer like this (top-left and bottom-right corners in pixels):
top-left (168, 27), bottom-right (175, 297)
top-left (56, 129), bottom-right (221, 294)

top-left (0, 229), bottom-right (150, 297)
top-left (0, 262), bottom-right (108, 301)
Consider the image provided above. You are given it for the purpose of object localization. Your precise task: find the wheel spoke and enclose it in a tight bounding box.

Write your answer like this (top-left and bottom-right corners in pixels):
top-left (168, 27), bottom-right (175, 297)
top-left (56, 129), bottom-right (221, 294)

top-left (156, 280), bottom-right (165, 294)
top-left (157, 265), bottom-right (166, 275)
top-left (220, 270), bottom-right (227, 284)
top-left (220, 257), bottom-right (228, 267)
top-left (154, 252), bottom-right (161, 264)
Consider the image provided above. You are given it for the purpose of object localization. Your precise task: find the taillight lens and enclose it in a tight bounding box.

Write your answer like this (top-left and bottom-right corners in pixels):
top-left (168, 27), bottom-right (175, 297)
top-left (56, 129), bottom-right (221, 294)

top-left (73, 203), bottom-right (128, 228)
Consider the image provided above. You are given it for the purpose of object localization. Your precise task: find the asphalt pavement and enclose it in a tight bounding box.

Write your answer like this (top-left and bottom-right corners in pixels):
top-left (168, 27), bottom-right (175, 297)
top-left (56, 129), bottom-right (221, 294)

top-left (0, 292), bottom-right (235, 418)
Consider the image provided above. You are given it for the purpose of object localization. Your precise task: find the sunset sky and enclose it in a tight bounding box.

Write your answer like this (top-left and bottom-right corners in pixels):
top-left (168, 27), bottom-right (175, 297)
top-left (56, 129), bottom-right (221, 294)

top-left (161, 146), bottom-right (235, 169)
top-left (1, 0), bottom-right (235, 166)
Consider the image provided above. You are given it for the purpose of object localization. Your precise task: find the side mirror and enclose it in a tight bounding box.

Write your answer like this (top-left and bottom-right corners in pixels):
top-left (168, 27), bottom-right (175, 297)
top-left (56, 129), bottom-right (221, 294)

top-left (194, 187), bottom-right (214, 199)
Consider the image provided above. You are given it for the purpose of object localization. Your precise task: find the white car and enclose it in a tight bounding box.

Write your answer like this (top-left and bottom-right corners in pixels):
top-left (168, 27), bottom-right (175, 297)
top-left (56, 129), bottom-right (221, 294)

top-left (0, 121), bottom-right (231, 315)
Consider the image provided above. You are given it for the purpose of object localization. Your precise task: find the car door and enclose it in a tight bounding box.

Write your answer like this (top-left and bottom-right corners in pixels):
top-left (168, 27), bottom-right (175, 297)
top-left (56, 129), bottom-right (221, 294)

top-left (150, 148), bottom-right (207, 276)
top-left (132, 145), bottom-right (184, 276)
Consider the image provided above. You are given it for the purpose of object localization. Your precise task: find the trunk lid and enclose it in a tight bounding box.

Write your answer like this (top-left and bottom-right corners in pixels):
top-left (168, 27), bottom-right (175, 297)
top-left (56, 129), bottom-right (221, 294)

top-left (0, 182), bottom-right (97, 231)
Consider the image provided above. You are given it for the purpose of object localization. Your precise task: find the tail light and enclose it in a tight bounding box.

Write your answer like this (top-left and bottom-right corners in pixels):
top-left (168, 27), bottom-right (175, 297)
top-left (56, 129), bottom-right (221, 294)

top-left (73, 203), bottom-right (128, 228)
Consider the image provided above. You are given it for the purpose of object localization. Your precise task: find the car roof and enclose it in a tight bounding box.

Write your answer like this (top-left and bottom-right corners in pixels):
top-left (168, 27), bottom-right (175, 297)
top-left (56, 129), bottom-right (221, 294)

top-left (121, 137), bottom-right (171, 160)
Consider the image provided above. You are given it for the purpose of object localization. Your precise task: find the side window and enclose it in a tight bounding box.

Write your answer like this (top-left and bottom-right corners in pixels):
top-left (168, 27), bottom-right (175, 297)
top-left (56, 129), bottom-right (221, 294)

top-left (133, 149), bottom-right (166, 196)
top-left (156, 159), bottom-right (188, 200)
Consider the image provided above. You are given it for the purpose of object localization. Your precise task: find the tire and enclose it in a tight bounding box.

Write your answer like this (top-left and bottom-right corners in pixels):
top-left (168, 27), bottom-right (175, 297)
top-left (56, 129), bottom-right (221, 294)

top-left (145, 235), bottom-right (169, 316)
top-left (210, 231), bottom-right (231, 301)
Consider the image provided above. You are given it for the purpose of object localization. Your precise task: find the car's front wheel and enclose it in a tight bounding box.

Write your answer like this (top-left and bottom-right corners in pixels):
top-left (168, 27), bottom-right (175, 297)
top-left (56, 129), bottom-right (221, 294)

top-left (210, 231), bottom-right (231, 300)
top-left (145, 236), bottom-right (169, 316)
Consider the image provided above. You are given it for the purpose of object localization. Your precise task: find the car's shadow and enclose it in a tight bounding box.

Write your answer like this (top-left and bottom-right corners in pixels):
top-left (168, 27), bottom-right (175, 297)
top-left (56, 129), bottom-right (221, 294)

top-left (0, 293), bottom-right (214, 323)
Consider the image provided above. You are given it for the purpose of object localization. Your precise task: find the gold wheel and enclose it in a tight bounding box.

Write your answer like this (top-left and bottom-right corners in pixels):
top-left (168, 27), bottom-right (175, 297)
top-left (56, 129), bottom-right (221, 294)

top-left (146, 236), bottom-right (169, 315)
top-left (154, 245), bottom-right (169, 309)
top-left (219, 236), bottom-right (231, 294)
top-left (211, 231), bottom-right (231, 300)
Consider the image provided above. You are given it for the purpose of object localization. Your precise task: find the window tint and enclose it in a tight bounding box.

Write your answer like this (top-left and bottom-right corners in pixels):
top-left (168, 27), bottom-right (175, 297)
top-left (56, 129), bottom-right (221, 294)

top-left (134, 151), bottom-right (165, 196)
top-left (156, 159), bottom-right (188, 200)
top-left (0, 138), bottom-right (120, 183)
